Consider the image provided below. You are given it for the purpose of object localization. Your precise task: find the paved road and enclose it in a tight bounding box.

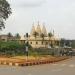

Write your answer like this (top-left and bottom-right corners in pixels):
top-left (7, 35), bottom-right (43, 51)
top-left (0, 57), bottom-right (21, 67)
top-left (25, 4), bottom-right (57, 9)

top-left (0, 57), bottom-right (75, 75)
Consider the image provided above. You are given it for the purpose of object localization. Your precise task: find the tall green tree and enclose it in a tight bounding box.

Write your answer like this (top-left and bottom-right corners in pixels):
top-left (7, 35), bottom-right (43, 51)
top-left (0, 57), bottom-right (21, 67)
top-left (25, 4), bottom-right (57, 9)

top-left (0, 0), bottom-right (11, 30)
top-left (7, 32), bottom-right (13, 41)
top-left (40, 33), bottom-right (45, 45)
top-left (48, 32), bottom-right (53, 38)
top-left (33, 31), bottom-right (38, 39)
top-left (7, 32), bottom-right (12, 37)
top-left (60, 38), bottom-right (66, 47)
top-left (48, 32), bottom-right (53, 47)
top-left (15, 33), bottom-right (20, 40)
top-left (33, 31), bottom-right (38, 47)
top-left (41, 33), bottom-right (45, 40)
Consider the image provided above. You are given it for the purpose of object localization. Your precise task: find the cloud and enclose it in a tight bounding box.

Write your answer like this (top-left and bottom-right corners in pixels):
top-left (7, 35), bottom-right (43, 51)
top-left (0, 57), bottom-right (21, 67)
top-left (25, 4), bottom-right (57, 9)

top-left (6, 0), bottom-right (75, 39)
top-left (11, 0), bottom-right (46, 8)
top-left (21, 0), bottom-right (46, 7)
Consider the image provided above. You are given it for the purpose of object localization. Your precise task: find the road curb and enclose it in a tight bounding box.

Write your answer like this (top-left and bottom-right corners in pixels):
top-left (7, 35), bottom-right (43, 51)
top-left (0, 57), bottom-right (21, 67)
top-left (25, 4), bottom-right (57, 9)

top-left (0, 57), bottom-right (69, 66)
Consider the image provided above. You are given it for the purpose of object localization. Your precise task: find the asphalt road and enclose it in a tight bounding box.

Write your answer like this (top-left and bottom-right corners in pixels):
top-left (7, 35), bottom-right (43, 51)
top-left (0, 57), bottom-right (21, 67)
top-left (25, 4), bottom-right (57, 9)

top-left (0, 57), bottom-right (75, 75)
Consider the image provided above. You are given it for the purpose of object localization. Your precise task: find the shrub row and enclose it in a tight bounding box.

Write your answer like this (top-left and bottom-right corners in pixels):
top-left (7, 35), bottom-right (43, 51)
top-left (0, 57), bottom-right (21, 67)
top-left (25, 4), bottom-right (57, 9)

top-left (0, 41), bottom-right (31, 56)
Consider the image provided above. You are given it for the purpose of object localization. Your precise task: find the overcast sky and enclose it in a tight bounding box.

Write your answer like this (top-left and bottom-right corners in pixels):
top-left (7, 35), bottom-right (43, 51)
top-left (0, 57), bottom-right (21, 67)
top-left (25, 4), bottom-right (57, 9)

top-left (1, 0), bottom-right (75, 39)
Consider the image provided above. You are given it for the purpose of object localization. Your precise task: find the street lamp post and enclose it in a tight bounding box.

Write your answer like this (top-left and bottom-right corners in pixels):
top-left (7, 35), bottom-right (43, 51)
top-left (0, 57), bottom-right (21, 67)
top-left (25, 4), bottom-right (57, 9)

top-left (26, 45), bottom-right (28, 61)
top-left (26, 33), bottom-right (29, 61)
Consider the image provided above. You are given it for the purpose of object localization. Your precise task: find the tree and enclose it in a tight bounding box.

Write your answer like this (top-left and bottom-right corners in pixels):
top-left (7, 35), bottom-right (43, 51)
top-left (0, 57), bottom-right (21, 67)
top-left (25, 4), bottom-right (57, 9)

top-left (41, 33), bottom-right (44, 40)
top-left (48, 32), bottom-right (53, 38)
top-left (7, 32), bottom-right (12, 37)
top-left (33, 31), bottom-right (38, 39)
top-left (15, 33), bottom-right (20, 40)
top-left (40, 33), bottom-right (45, 45)
top-left (0, 41), bottom-right (27, 56)
top-left (71, 40), bottom-right (75, 48)
top-left (48, 32), bottom-right (53, 47)
top-left (0, 0), bottom-right (11, 30)
top-left (33, 31), bottom-right (38, 47)
top-left (7, 32), bottom-right (13, 41)
top-left (60, 38), bottom-right (66, 47)
top-left (65, 40), bottom-right (71, 47)
top-left (26, 33), bottom-right (28, 38)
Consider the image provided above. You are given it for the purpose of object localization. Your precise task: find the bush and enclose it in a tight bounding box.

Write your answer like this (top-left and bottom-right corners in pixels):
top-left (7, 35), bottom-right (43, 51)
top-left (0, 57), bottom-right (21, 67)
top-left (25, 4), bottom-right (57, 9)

top-left (0, 41), bottom-right (32, 56)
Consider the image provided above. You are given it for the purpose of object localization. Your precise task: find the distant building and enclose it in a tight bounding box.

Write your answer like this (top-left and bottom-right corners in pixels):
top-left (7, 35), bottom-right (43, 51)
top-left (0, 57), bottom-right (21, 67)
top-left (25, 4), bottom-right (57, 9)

top-left (20, 22), bottom-right (60, 48)
top-left (0, 35), bottom-right (16, 42)
top-left (0, 35), bottom-right (8, 42)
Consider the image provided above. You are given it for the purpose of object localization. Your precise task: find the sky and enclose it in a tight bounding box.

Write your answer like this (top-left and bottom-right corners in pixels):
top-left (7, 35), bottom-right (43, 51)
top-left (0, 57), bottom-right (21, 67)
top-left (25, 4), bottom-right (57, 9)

top-left (1, 0), bottom-right (75, 39)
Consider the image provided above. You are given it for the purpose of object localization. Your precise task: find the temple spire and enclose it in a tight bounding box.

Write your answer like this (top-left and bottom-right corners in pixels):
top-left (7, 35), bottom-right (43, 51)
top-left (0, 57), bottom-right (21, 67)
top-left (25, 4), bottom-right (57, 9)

top-left (36, 21), bottom-right (41, 36)
top-left (42, 23), bottom-right (47, 36)
top-left (30, 23), bottom-right (35, 36)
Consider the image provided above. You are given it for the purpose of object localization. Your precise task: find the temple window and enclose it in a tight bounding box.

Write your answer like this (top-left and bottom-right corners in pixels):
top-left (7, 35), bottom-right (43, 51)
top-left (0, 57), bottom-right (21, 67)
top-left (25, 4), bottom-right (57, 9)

top-left (42, 41), bottom-right (43, 45)
top-left (36, 42), bottom-right (38, 44)
top-left (46, 42), bottom-right (48, 45)
top-left (30, 42), bottom-right (32, 44)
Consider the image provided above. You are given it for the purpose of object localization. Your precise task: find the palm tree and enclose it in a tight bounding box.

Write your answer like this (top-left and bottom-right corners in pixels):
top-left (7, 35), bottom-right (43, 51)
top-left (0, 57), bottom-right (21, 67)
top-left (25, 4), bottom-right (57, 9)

top-left (48, 32), bottom-right (53, 47)
top-left (41, 33), bottom-right (45, 40)
top-left (7, 32), bottom-right (13, 41)
top-left (33, 31), bottom-right (38, 39)
top-left (40, 33), bottom-right (45, 46)
top-left (0, 0), bottom-right (12, 30)
top-left (33, 31), bottom-right (38, 47)
top-left (15, 33), bottom-right (20, 41)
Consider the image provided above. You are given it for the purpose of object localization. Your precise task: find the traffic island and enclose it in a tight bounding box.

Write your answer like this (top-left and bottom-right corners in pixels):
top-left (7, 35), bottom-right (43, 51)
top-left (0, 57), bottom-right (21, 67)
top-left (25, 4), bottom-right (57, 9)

top-left (0, 56), bottom-right (69, 66)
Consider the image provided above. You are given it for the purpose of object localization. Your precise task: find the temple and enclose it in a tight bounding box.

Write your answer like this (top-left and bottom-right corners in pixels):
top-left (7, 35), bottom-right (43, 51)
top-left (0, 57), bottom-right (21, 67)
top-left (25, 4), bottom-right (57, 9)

top-left (20, 22), bottom-right (60, 48)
